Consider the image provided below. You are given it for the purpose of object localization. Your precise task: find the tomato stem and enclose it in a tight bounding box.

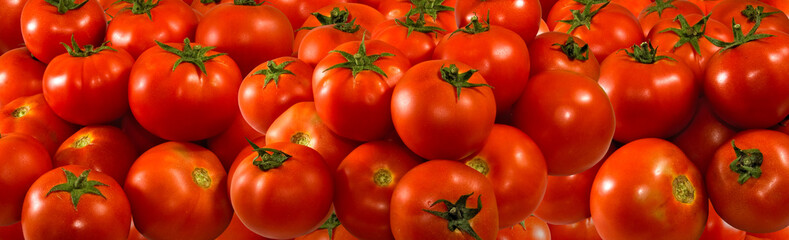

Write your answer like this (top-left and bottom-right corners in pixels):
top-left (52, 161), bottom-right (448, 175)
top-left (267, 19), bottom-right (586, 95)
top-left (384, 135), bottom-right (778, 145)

top-left (44, 0), bottom-right (88, 14)
top-left (704, 14), bottom-right (773, 51)
top-left (644, 0), bottom-right (677, 18)
top-left (623, 42), bottom-right (675, 64)
top-left (297, 7), bottom-right (351, 32)
top-left (558, 1), bottom-right (610, 34)
top-left (439, 64), bottom-right (492, 100)
top-left (323, 36), bottom-right (394, 78)
top-left (658, 14), bottom-right (709, 55)
top-left (465, 157), bottom-right (490, 176)
top-left (423, 192), bottom-right (485, 240)
top-left (410, 0), bottom-right (454, 20)
top-left (552, 36), bottom-right (591, 61)
top-left (729, 140), bottom-right (763, 184)
top-left (318, 213), bottom-right (341, 239)
top-left (740, 5), bottom-right (779, 23)
top-left (450, 14), bottom-right (490, 37)
top-left (115, 0), bottom-right (159, 20)
top-left (71, 135), bottom-right (92, 148)
top-left (252, 60), bottom-right (295, 87)
top-left (246, 138), bottom-right (292, 171)
top-left (46, 169), bottom-right (108, 210)
top-left (60, 35), bottom-right (116, 58)
top-left (395, 10), bottom-right (445, 37)
top-left (155, 38), bottom-right (226, 74)
top-left (233, 0), bottom-right (262, 6)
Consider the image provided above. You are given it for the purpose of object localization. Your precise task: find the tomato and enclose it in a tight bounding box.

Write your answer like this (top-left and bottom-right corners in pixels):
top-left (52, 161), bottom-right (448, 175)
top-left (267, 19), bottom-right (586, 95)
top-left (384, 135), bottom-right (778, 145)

top-left (53, 126), bottom-right (136, 186)
top-left (552, 2), bottom-right (645, 61)
top-left (129, 39), bottom-right (242, 141)
top-left (267, 0), bottom-right (350, 30)
top-left (0, 94), bottom-right (78, 155)
top-left (0, 133), bottom-right (50, 226)
top-left (671, 99), bottom-right (737, 176)
top-left (700, 200), bottom-right (746, 240)
top-left (610, 0), bottom-right (651, 17)
top-left (119, 113), bottom-right (166, 155)
top-left (546, 0), bottom-right (649, 30)
top-left (512, 70), bottom-right (614, 175)
top-left (190, 0), bottom-right (228, 15)
top-left (455, 0), bottom-right (542, 43)
top-left (105, 0), bottom-right (199, 59)
top-left (433, 16), bottom-right (530, 117)
top-left (391, 160), bottom-right (499, 240)
top-left (371, 14), bottom-right (445, 64)
top-left (226, 136), bottom-right (266, 195)
top-left (496, 216), bottom-right (551, 240)
top-left (0, 222), bottom-right (24, 240)
top-left (231, 141), bottom-right (333, 239)
top-left (294, 3), bottom-right (386, 54)
top-left (195, 1), bottom-right (294, 75)
top-left (528, 32), bottom-right (600, 79)
top-left (0, 0), bottom-right (26, 53)
top-left (207, 113), bottom-right (264, 171)
top-left (0, 47), bottom-right (45, 108)
top-left (762, 0), bottom-right (789, 16)
top-left (127, 220), bottom-right (146, 240)
top-left (266, 102), bottom-right (360, 170)
top-left (20, 0), bottom-right (106, 64)
top-left (638, 0), bottom-right (704, 37)
top-left (22, 165), bottom-right (131, 239)
top-left (298, 23), bottom-right (368, 67)
top-left (391, 60), bottom-right (495, 160)
top-left (461, 124), bottom-right (547, 228)
top-left (599, 43), bottom-right (697, 143)
top-left (376, 0), bottom-right (457, 33)
top-left (748, 226), bottom-right (789, 240)
top-left (334, 141), bottom-right (422, 240)
top-left (706, 130), bottom-right (789, 233)
top-left (295, 213), bottom-right (359, 240)
top-left (238, 57), bottom-right (312, 134)
top-left (43, 40), bottom-right (134, 125)
top-left (591, 138), bottom-right (707, 240)
top-left (216, 213), bottom-right (282, 240)
top-left (709, 0), bottom-right (789, 35)
top-left (548, 218), bottom-right (602, 240)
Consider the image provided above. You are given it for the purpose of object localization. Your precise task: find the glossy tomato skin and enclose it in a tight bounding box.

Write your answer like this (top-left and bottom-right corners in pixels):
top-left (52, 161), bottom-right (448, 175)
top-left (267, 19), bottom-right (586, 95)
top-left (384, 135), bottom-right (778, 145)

top-left (294, 3), bottom-right (386, 54)
top-left (0, 222), bottom-right (24, 240)
top-left (226, 136), bottom-right (266, 195)
top-left (124, 142), bottom-right (233, 240)
top-left (709, 0), bottom-right (789, 35)
top-left (207, 113), bottom-right (264, 171)
top-left (0, 0), bottom-right (26, 53)
top-left (548, 218), bottom-right (602, 240)
top-left (298, 24), bottom-right (368, 67)
top-left (553, 2), bottom-right (644, 62)
top-left (119, 112), bottom-right (166, 155)
top-left (671, 99), bottom-right (737, 176)
top-left (638, 0), bottom-right (704, 37)
top-left (0, 47), bottom-right (45, 108)
top-left (334, 141), bottom-right (423, 240)
top-left (22, 165), bottom-right (131, 240)
top-left (528, 32), bottom-right (600, 79)
top-left (371, 17), bottom-right (444, 64)
top-left (216, 213), bottom-right (282, 240)
top-left (391, 160), bottom-right (499, 240)
top-left (267, 0), bottom-right (350, 30)
top-left (455, 0), bottom-right (542, 43)
top-left (496, 216), bottom-right (551, 240)
top-left (591, 138), bottom-right (707, 240)
top-left (0, 94), bottom-right (79, 155)
top-left (0, 133), bottom-right (50, 226)
top-left (707, 130), bottom-right (789, 233)
top-left (391, 60), bottom-right (495, 160)
top-left (762, 0), bottom-right (789, 16)
top-left (512, 70), bottom-right (614, 175)
top-left (128, 41), bottom-right (242, 141)
top-left (43, 47), bottom-right (134, 125)
top-left (20, 0), bottom-right (106, 64)
top-left (699, 200), bottom-right (746, 240)
top-left (748, 226), bottom-right (789, 240)
top-left (105, 0), bottom-right (199, 59)
top-left (53, 126), bottom-right (136, 186)
top-left (231, 142), bottom-right (333, 239)
top-left (376, 0), bottom-right (457, 33)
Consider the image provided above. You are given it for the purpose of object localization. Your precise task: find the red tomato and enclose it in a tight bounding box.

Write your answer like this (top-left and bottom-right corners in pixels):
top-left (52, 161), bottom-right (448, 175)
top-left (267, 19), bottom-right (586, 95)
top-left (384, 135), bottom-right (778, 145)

top-left (0, 0), bottom-right (26, 53)
top-left (706, 130), bottom-right (789, 233)
top-left (700, 200), bottom-right (746, 240)
top-left (461, 124), bottom-right (547, 228)
top-left (334, 141), bottom-right (422, 240)
top-left (127, 220), bottom-right (146, 240)
top-left (22, 165), bottom-right (131, 239)
top-left (239, 57), bottom-right (313, 134)
top-left (552, 2), bottom-right (645, 61)
top-left (548, 218), bottom-right (602, 240)
top-left (267, 0), bottom-right (350, 30)
top-left (391, 160), bottom-right (499, 240)
top-left (0, 94), bottom-right (78, 155)
top-left (671, 99), bottom-right (737, 176)
top-left (294, 214), bottom-right (359, 240)
top-left (125, 142), bottom-right (233, 240)
top-left (231, 142), bottom-right (333, 239)
top-left (190, 0), bottom-right (229, 15)
top-left (376, 0), bottom-right (457, 33)
top-left (591, 138), bottom-right (707, 240)
top-left (207, 113), bottom-right (264, 171)
top-left (455, 0), bottom-right (542, 43)
top-left (216, 213), bottom-right (282, 240)
top-left (371, 15), bottom-right (445, 64)
top-left (20, 0), bottom-right (106, 63)
top-left (748, 226), bottom-right (789, 240)
top-left (53, 126), bottom-right (136, 186)
top-left (294, 3), bottom-right (386, 54)
top-left (496, 216), bottom-right (551, 240)
top-left (105, 0), bottom-right (199, 59)
top-left (512, 70), bottom-right (614, 175)
top-left (298, 23), bottom-right (368, 67)
top-left (0, 222), bottom-right (24, 240)
top-left (546, 0), bottom-right (650, 29)
top-left (528, 31), bottom-right (600, 79)
top-left (119, 113), bottom-right (165, 155)
top-left (391, 60), bottom-right (495, 160)
top-left (226, 136), bottom-right (265, 191)
top-left (0, 133), bottom-right (50, 226)
top-left (638, 0), bottom-right (704, 37)
top-left (0, 47), bottom-right (45, 108)
top-left (128, 39), bottom-right (242, 141)
top-left (709, 0), bottom-right (789, 35)
top-left (611, 0), bottom-right (652, 17)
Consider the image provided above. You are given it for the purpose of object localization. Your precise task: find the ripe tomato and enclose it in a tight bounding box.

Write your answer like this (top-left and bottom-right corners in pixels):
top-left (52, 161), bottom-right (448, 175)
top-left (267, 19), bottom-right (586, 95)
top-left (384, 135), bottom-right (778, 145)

top-left (216, 213), bottom-right (282, 240)
top-left (0, 0), bottom-right (26, 53)
top-left (20, 0), bottom-right (106, 63)
top-left (706, 130), bottom-right (789, 233)
top-left (376, 0), bottom-right (457, 33)
top-left (0, 47), bottom-right (45, 108)
top-left (455, 0), bottom-right (542, 43)
top-left (294, 213), bottom-right (359, 240)
top-left (591, 138), bottom-right (707, 240)
top-left (105, 0), bottom-right (199, 59)
top-left (699, 200), bottom-right (746, 240)
top-left (207, 114), bottom-right (264, 171)
top-left (22, 165), bottom-right (131, 239)
top-left (638, 0), bottom-right (704, 37)
top-left (267, 0), bottom-right (350, 30)
top-left (391, 60), bottom-right (495, 160)
top-left (0, 94), bottom-right (78, 155)
top-left (226, 136), bottom-right (266, 195)
top-left (125, 142), bottom-right (233, 240)
top-left (231, 141), bottom-right (333, 239)
top-left (238, 57), bottom-right (313, 134)
top-left (128, 39), bottom-right (242, 141)
top-left (709, 0), bottom-right (789, 35)
top-left (371, 14), bottom-right (445, 64)
top-left (671, 99), bottom-right (737, 175)
top-left (334, 141), bottom-right (422, 240)
top-left (553, 2), bottom-right (644, 61)
top-left (53, 126), bottom-right (136, 186)
top-left (496, 216), bottom-right (551, 240)
top-left (294, 3), bottom-right (386, 53)
top-left (546, 0), bottom-right (649, 29)
top-left (548, 218), bottom-right (602, 240)
top-left (512, 70), bottom-right (614, 175)
top-left (298, 23), bottom-right (368, 67)
top-left (391, 160), bottom-right (499, 240)
top-left (190, 0), bottom-right (228, 15)
top-left (528, 32), bottom-right (600, 79)
top-left (0, 133), bottom-right (50, 226)
top-left (462, 124), bottom-right (547, 228)
top-left (748, 226), bottom-right (789, 240)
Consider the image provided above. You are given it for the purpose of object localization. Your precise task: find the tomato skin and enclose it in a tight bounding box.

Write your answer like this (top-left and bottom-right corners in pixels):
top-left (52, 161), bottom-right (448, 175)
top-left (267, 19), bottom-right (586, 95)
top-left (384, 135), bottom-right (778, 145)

top-left (239, 57), bottom-right (313, 134)
top-left (0, 0), bottom-right (26, 53)
top-left (119, 113), bottom-right (166, 155)
top-left (671, 99), bottom-right (737, 176)
top-left (207, 114), bottom-right (264, 171)
top-left (295, 224), bottom-right (358, 240)
top-left (105, 0), bottom-right (199, 59)
top-left (53, 126), bottom-right (136, 186)
top-left (391, 160), bottom-right (499, 240)
top-left (548, 218), bottom-right (602, 240)
top-left (462, 124), bottom-right (547, 228)
top-left (709, 0), bottom-right (789, 35)
top-left (125, 142), bottom-right (233, 240)
top-left (128, 41), bottom-right (242, 141)
top-left (0, 222), bottom-right (24, 240)
top-left (298, 24), bottom-right (367, 67)
top-left (455, 0), bottom-right (542, 43)
top-left (20, 0), bottom-right (106, 64)
top-left (512, 70), bottom-right (614, 175)
top-left (638, 0), bottom-right (704, 37)
top-left (216, 213), bottom-right (281, 240)
top-left (528, 32), bottom-right (600, 79)
top-left (391, 60), bottom-right (495, 160)
top-left (371, 18), bottom-right (444, 64)
top-left (334, 141), bottom-right (422, 240)
top-left (267, 0), bottom-right (350, 30)
top-left (226, 136), bottom-right (266, 196)
top-left (231, 142), bottom-right (333, 239)
top-left (761, 0), bottom-right (789, 16)
top-left (0, 133), bottom-right (51, 226)
top-left (748, 226), bottom-right (789, 240)
top-left (553, 3), bottom-right (645, 62)
top-left (591, 138), bottom-right (707, 240)
top-left (707, 130), bottom-right (789, 233)
top-left (700, 200), bottom-right (746, 240)
top-left (376, 0), bottom-right (457, 33)
top-left (0, 94), bottom-right (79, 155)
top-left (22, 165), bottom-right (131, 240)
top-left (0, 47), bottom-right (45, 108)
top-left (496, 216), bottom-right (551, 240)
top-left (294, 3), bottom-right (386, 54)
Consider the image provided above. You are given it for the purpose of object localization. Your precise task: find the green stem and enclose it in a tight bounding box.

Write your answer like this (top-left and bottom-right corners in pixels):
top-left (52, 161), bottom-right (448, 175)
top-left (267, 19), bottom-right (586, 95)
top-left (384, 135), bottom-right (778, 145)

top-left (623, 42), bottom-right (675, 64)
top-left (729, 140), bottom-right (763, 184)
top-left (440, 64), bottom-right (492, 100)
top-left (323, 36), bottom-right (394, 78)
top-left (246, 138), bottom-right (292, 171)
top-left (155, 38), bottom-right (226, 74)
top-left (423, 193), bottom-right (485, 240)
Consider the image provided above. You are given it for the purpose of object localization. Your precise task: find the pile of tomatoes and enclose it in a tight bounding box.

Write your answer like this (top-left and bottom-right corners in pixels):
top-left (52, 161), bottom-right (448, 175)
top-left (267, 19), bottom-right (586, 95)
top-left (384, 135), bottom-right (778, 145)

top-left (2, 0), bottom-right (789, 239)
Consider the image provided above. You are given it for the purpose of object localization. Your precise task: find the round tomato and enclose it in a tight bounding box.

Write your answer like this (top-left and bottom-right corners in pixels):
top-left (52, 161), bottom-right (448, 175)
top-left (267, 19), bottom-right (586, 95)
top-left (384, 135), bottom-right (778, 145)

top-left (20, 0), bottom-right (106, 63)
top-left (0, 133), bottom-right (50, 226)
top-left (298, 22), bottom-right (368, 67)
top-left (528, 32), bottom-right (600, 79)
top-left (294, 3), bottom-right (386, 54)
top-left (0, 94), bottom-right (78, 155)
top-left (455, 0), bottom-right (542, 43)
top-left (748, 226), bottom-right (789, 240)
top-left (53, 126), bottom-right (136, 186)
top-left (0, 0), bottom-right (26, 53)
top-left (548, 218), bottom-right (602, 240)
top-left (376, 0), bottom-right (457, 33)
top-left (207, 113), bottom-right (264, 171)
top-left (105, 0), bottom-right (199, 59)
top-left (670, 99), bottom-right (737, 176)
top-left (371, 14), bottom-right (445, 64)
top-left (762, 0), bottom-right (789, 16)
top-left (496, 216), bottom-right (551, 240)
top-left (709, 0), bottom-right (789, 35)
top-left (699, 200), bottom-right (746, 240)
top-left (267, 0), bottom-right (350, 30)
top-left (638, 0), bottom-right (704, 36)
top-left (0, 47), bottom-right (45, 108)
top-left (552, 2), bottom-right (644, 61)
top-left (226, 136), bottom-right (266, 195)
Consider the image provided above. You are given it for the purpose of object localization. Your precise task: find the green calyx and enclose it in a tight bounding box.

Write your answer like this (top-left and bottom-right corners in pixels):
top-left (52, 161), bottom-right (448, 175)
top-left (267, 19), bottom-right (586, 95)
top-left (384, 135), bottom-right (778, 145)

top-left (46, 169), bottom-right (108, 210)
top-left (572, 0), bottom-right (608, 5)
top-left (704, 17), bottom-right (773, 51)
top-left (729, 140), bottom-right (763, 184)
top-left (624, 42), bottom-right (675, 64)
top-left (449, 15), bottom-right (490, 38)
top-left (60, 35), bottom-right (116, 58)
top-left (318, 213), bottom-right (341, 239)
top-left (559, 1), bottom-right (610, 34)
top-left (233, 0), bottom-right (262, 6)
top-left (252, 60), bottom-right (295, 87)
top-left (115, 0), bottom-right (159, 20)
top-left (395, 10), bottom-right (445, 37)
top-left (333, 18), bottom-right (362, 33)
top-left (199, 0), bottom-right (221, 5)
top-left (247, 138), bottom-right (292, 171)
top-left (410, 0), bottom-right (454, 20)
top-left (423, 192), bottom-right (485, 240)
top-left (552, 36), bottom-right (590, 61)
top-left (440, 64), bottom-right (492, 100)
top-left (44, 0), bottom-right (88, 14)
top-left (155, 38), bottom-right (226, 74)
top-left (323, 36), bottom-right (394, 78)
top-left (297, 7), bottom-right (350, 31)
top-left (644, 0), bottom-right (677, 18)
top-left (741, 5), bottom-right (779, 23)
top-left (658, 14), bottom-right (709, 55)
